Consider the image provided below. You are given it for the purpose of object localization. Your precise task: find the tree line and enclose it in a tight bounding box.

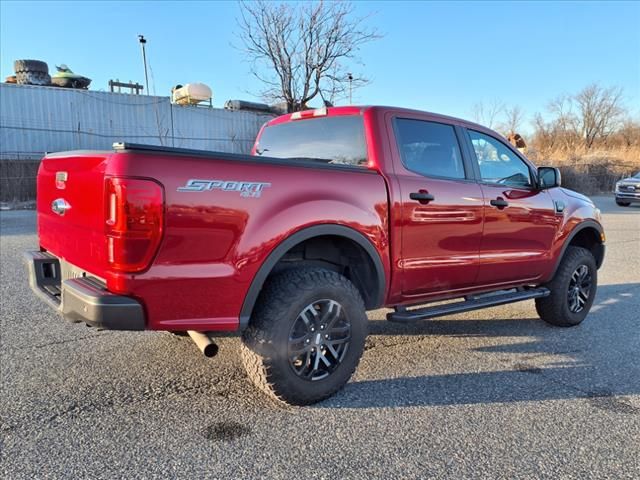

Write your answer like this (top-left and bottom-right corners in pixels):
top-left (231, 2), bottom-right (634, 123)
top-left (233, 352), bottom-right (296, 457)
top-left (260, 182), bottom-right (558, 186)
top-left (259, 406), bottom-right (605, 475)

top-left (473, 84), bottom-right (639, 156)
top-left (235, 1), bottom-right (639, 161)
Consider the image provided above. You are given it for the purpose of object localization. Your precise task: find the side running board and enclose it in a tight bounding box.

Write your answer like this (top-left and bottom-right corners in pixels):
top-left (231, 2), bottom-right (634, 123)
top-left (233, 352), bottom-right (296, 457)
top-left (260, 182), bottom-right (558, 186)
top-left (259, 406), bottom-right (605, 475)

top-left (387, 288), bottom-right (550, 323)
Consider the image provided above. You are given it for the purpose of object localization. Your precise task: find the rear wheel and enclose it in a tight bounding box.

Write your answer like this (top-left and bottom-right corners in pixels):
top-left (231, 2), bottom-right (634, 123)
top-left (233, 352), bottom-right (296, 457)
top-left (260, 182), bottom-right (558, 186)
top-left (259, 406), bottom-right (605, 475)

top-left (535, 246), bottom-right (597, 327)
top-left (616, 199), bottom-right (631, 207)
top-left (241, 268), bottom-right (367, 405)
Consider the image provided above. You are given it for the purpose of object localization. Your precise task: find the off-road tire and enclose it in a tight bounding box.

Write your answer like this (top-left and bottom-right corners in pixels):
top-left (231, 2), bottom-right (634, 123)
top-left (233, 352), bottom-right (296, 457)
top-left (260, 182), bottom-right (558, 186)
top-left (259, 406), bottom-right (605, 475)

top-left (241, 268), bottom-right (367, 405)
top-left (535, 246), bottom-right (597, 327)
top-left (616, 200), bottom-right (631, 207)
top-left (14, 59), bottom-right (48, 74)
top-left (16, 71), bottom-right (51, 86)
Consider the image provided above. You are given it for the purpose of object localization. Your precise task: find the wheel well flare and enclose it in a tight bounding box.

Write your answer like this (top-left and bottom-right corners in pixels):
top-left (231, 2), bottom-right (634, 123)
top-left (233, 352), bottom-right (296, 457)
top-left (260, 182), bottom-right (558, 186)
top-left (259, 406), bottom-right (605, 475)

top-left (239, 226), bottom-right (386, 329)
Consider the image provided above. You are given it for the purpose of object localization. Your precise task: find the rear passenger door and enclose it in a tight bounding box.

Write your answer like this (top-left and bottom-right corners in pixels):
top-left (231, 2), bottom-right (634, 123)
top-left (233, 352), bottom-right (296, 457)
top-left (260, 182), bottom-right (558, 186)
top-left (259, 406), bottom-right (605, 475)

top-left (391, 117), bottom-right (484, 297)
top-left (465, 129), bottom-right (560, 285)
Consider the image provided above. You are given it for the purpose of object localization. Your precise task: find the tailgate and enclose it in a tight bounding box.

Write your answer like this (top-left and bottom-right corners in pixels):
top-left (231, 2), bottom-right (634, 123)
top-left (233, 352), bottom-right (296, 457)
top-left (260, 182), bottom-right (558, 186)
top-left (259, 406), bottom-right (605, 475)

top-left (37, 151), bottom-right (111, 277)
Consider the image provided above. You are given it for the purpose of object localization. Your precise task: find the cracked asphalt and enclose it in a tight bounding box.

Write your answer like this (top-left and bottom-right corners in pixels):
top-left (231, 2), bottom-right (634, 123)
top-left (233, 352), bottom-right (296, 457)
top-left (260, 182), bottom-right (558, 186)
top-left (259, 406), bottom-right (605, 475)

top-left (1, 196), bottom-right (639, 479)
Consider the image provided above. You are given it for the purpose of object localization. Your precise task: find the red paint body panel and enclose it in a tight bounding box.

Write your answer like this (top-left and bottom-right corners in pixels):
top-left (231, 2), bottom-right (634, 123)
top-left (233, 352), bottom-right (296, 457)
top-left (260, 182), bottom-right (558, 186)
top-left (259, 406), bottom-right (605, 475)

top-left (38, 148), bottom-right (389, 332)
top-left (476, 184), bottom-right (560, 284)
top-left (35, 106), bottom-right (603, 332)
top-left (37, 152), bottom-right (111, 276)
top-left (397, 176), bottom-right (484, 295)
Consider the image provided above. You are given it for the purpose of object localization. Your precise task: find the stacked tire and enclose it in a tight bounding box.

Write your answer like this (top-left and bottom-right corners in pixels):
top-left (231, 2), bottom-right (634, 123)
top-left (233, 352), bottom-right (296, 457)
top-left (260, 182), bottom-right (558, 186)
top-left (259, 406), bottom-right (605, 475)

top-left (14, 60), bottom-right (51, 86)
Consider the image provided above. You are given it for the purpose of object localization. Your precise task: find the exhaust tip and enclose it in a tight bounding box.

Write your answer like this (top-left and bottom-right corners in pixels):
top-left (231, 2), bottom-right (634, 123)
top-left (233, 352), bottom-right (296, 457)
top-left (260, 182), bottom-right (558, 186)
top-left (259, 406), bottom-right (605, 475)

top-left (202, 342), bottom-right (219, 358)
top-left (187, 330), bottom-right (219, 358)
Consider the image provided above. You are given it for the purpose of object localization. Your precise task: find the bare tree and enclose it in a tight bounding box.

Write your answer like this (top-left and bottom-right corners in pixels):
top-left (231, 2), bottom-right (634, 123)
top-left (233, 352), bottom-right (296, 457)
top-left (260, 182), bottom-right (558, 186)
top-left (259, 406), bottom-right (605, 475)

top-left (544, 94), bottom-right (580, 150)
top-left (530, 84), bottom-right (636, 159)
top-left (531, 112), bottom-right (557, 153)
top-left (499, 105), bottom-right (525, 136)
top-left (575, 84), bottom-right (626, 148)
top-left (547, 94), bottom-right (578, 134)
top-left (542, 85), bottom-right (627, 149)
top-left (618, 118), bottom-right (640, 147)
top-left (236, 1), bottom-right (380, 112)
top-left (471, 99), bottom-right (504, 129)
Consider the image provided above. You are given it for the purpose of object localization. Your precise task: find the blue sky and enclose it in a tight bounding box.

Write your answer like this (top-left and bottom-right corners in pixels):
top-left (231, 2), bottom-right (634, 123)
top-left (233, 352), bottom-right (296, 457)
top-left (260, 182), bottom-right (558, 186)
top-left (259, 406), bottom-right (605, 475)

top-left (1, 0), bottom-right (639, 129)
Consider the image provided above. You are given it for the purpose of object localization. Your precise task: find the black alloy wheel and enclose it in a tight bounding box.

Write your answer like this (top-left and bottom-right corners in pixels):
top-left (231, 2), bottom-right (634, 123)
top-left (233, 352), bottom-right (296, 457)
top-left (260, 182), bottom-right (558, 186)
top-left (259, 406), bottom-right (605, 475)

top-left (288, 299), bottom-right (351, 381)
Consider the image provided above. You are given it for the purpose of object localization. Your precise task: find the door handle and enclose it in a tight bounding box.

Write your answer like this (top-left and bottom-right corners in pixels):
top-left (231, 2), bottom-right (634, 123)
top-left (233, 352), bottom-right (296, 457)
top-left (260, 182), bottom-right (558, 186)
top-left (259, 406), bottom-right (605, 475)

top-left (490, 197), bottom-right (509, 209)
top-left (410, 191), bottom-right (435, 204)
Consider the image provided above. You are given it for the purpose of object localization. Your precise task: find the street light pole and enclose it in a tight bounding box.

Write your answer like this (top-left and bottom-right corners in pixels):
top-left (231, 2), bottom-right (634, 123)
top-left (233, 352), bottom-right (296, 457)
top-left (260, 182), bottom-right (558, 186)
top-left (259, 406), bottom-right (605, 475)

top-left (138, 35), bottom-right (149, 95)
top-left (347, 73), bottom-right (353, 105)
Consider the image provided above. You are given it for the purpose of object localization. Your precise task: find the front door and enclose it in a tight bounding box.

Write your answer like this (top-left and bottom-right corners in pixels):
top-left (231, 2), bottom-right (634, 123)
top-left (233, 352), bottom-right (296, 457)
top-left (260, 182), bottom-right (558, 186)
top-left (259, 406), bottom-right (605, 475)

top-left (392, 117), bottom-right (484, 297)
top-left (465, 129), bottom-right (560, 285)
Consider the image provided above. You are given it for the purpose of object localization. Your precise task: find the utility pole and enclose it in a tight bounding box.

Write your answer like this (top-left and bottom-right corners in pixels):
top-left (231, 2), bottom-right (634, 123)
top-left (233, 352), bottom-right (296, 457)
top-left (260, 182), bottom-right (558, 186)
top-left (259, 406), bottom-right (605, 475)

top-left (347, 73), bottom-right (353, 105)
top-left (138, 35), bottom-right (149, 95)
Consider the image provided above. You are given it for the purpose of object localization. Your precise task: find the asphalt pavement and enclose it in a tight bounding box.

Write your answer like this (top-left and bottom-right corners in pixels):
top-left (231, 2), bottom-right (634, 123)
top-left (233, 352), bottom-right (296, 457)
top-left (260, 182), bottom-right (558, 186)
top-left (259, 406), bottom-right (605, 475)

top-left (1, 196), bottom-right (639, 479)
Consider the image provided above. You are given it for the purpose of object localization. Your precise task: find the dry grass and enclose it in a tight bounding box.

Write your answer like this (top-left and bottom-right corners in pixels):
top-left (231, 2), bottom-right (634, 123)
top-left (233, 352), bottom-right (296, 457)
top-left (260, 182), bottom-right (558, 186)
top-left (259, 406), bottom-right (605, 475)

top-left (529, 146), bottom-right (640, 194)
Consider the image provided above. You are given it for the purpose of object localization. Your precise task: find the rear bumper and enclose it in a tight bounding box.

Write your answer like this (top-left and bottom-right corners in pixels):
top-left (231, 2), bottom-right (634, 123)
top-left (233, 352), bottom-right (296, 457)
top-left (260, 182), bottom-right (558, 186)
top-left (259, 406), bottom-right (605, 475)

top-left (23, 251), bottom-right (145, 330)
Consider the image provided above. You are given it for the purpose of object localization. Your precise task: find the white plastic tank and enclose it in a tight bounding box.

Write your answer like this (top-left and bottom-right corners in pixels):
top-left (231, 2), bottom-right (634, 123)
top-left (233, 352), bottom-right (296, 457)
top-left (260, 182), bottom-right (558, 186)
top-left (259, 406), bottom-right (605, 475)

top-left (172, 83), bottom-right (212, 105)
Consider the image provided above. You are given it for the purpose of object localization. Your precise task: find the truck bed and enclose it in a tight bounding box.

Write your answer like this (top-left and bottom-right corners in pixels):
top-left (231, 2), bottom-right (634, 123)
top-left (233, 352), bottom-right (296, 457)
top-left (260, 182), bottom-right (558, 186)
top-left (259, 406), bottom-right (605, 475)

top-left (36, 142), bottom-right (390, 331)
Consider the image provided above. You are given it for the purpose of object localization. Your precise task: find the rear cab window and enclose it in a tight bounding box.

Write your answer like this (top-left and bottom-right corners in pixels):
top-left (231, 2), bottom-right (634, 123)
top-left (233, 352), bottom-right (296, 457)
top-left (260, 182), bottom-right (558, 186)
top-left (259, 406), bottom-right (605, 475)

top-left (393, 118), bottom-right (467, 179)
top-left (254, 115), bottom-right (368, 167)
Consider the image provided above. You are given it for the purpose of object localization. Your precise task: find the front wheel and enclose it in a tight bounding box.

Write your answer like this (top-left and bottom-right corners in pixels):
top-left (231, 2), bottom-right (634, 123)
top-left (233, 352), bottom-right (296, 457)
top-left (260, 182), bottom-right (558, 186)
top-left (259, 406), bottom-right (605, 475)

top-left (616, 199), bottom-right (631, 207)
top-left (241, 268), bottom-right (367, 405)
top-left (535, 246), bottom-right (597, 327)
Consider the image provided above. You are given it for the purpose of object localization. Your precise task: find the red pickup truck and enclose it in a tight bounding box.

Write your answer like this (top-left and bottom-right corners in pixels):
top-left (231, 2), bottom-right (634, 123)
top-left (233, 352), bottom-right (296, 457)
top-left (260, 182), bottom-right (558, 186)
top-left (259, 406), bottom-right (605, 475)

top-left (25, 106), bottom-right (605, 405)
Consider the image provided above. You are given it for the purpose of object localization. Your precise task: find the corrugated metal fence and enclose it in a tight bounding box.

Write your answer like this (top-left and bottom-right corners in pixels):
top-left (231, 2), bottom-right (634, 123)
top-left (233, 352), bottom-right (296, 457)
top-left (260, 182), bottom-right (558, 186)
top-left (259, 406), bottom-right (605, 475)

top-left (0, 83), bottom-right (273, 201)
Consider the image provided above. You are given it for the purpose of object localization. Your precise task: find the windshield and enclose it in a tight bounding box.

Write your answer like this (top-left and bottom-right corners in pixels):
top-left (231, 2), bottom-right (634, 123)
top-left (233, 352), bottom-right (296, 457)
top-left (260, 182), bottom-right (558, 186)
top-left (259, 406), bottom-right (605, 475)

top-left (633, 171), bottom-right (640, 179)
top-left (255, 115), bottom-right (368, 167)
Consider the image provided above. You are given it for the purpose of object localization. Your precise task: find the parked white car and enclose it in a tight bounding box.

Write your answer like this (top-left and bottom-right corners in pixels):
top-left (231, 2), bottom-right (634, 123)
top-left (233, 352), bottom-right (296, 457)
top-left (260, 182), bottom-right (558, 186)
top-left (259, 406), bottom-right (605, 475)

top-left (615, 171), bottom-right (640, 206)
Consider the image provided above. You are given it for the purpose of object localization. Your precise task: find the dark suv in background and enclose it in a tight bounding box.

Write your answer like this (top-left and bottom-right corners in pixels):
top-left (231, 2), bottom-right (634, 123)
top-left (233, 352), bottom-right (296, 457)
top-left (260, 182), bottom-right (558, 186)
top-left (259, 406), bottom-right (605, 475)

top-left (615, 171), bottom-right (640, 206)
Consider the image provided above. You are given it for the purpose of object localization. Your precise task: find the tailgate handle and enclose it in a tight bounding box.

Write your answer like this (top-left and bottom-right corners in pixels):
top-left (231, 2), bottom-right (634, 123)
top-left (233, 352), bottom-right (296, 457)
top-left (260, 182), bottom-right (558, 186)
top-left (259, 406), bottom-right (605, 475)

top-left (51, 198), bottom-right (72, 216)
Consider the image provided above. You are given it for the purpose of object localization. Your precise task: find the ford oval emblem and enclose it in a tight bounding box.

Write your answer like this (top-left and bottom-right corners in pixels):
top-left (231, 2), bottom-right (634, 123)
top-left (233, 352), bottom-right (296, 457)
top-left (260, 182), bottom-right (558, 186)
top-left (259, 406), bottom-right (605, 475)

top-left (51, 198), bottom-right (71, 216)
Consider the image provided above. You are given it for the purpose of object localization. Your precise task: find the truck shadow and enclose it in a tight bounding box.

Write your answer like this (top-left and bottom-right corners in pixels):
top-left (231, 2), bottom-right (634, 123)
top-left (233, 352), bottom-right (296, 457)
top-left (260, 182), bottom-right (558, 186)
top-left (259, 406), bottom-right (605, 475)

top-left (316, 282), bottom-right (640, 410)
top-left (366, 282), bottom-right (636, 338)
top-left (323, 364), bottom-right (640, 412)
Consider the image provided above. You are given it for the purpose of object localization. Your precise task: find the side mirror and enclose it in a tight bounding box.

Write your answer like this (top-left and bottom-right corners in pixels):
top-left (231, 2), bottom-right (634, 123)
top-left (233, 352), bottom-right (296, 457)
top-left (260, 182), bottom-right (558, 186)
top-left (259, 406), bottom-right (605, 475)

top-left (538, 167), bottom-right (561, 189)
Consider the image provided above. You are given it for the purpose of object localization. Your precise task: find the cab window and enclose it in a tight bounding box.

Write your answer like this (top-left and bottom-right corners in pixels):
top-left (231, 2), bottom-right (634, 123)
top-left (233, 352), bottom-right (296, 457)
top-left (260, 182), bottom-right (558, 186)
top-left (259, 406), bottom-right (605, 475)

top-left (394, 119), bottom-right (466, 179)
top-left (255, 116), bottom-right (367, 167)
top-left (468, 130), bottom-right (532, 187)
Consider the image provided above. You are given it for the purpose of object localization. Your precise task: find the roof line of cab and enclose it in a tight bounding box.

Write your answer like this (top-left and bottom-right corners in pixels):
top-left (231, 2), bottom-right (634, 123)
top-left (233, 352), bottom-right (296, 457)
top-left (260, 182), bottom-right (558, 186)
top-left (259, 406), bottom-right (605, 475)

top-left (266, 105), bottom-right (497, 135)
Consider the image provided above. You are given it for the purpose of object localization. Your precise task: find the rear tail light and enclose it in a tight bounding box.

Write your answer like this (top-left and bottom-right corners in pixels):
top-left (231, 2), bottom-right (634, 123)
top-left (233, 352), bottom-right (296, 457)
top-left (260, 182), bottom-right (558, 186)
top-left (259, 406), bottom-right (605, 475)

top-left (104, 177), bottom-right (164, 273)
